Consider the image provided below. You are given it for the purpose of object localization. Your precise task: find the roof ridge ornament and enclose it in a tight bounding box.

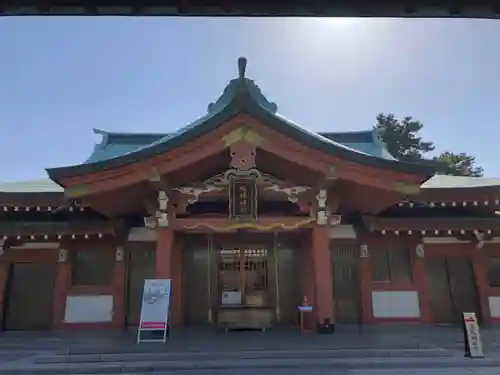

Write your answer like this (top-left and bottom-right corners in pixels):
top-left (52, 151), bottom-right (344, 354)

top-left (207, 57), bottom-right (278, 114)
top-left (238, 57), bottom-right (247, 80)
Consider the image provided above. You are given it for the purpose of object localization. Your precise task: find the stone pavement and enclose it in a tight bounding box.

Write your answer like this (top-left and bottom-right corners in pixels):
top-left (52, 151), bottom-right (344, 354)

top-left (0, 324), bottom-right (490, 351)
top-left (0, 325), bottom-right (498, 374)
top-left (126, 368), bottom-right (500, 375)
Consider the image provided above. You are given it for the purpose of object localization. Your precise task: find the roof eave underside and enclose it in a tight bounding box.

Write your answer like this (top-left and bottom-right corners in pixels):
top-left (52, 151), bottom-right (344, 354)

top-left (3, 183), bottom-right (500, 197)
top-left (46, 93), bottom-right (434, 182)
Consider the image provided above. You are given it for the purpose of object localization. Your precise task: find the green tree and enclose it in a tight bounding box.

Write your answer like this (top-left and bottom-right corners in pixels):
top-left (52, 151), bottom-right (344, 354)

top-left (375, 113), bottom-right (483, 177)
top-left (432, 152), bottom-right (483, 177)
top-left (374, 113), bottom-right (434, 162)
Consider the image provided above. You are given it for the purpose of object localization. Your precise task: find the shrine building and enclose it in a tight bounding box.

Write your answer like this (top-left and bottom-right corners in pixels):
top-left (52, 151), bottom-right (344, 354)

top-left (1, 58), bottom-right (500, 332)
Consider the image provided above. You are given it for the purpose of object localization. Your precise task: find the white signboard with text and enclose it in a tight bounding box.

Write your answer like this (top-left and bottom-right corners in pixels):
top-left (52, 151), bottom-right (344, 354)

top-left (462, 312), bottom-right (484, 358)
top-left (137, 278), bottom-right (172, 344)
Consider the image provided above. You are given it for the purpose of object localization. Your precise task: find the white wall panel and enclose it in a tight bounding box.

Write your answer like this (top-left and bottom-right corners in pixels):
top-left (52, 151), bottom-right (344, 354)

top-left (488, 296), bottom-right (500, 318)
top-left (372, 291), bottom-right (421, 318)
top-left (64, 295), bottom-right (114, 323)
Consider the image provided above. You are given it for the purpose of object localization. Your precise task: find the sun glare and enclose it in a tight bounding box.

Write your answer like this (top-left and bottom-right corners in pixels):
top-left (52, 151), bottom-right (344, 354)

top-left (314, 17), bottom-right (358, 29)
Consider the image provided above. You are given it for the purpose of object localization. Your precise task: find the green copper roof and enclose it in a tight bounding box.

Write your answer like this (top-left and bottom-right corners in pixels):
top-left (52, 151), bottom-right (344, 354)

top-left (85, 128), bottom-right (395, 165)
top-left (47, 57), bottom-right (434, 182)
top-left (85, 129), bottom-right (167, 164)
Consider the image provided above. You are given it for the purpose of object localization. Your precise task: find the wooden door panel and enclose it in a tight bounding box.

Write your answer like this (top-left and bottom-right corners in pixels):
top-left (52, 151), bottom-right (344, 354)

top-left (126, 248), bottom-right (156, 326)
top-left (331, 247), bottom-right (361, 324)
top-left (276, 247), bottom-right (300, 325)
top-left (447, 259), bottom-right (481, 322)
top-left (4, 263), bottom-right (56, 330)
top-left (183, 245), bottom-right (210, 326)
top-left (426, 259), bottom-right (454, 324)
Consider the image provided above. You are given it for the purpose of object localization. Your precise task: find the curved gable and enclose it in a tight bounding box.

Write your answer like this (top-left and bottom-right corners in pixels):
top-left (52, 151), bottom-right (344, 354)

top-left (46, 57), bottom-right (434, 184)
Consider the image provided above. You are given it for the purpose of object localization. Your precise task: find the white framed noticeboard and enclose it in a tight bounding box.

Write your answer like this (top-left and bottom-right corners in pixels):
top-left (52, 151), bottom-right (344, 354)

top-left (136, 278), bottom-right (172, 344)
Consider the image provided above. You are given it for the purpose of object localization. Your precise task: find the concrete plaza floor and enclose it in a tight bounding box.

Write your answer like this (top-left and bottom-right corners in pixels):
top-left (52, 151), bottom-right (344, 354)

top-left (0, 325), bottom-right (498, 374)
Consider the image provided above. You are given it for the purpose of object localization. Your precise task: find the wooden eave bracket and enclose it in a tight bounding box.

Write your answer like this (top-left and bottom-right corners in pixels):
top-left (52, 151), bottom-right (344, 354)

top-left (0, 219), bottom-right (122, 241)
top-left (314, 186), bottom-right (343, 226)
top-left (147, 167), bottom-right (172, 192)
top-left (372, 222), bottom-right (497, 239)
top-left (2, 203), bottom-right (87, 213)
top-left (143, 175), bottom-right (171, 228)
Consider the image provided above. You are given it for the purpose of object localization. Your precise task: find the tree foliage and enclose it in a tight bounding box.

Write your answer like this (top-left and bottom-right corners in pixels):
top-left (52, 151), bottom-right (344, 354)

top-left (432, 152), bottom-right (483, 177)
top-left (374, 114), bottom-right (434, 163)
top-left (375, 113), bottom-right (483, 177)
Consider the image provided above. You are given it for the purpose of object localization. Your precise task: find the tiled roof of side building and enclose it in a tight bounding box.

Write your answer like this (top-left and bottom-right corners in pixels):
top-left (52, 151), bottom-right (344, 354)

top-left (46, 57), bottom-right (434, 181)
top-left (0, 179), bottom-right (63, 193)
top-left (421, 175), bottom-right (500, 189)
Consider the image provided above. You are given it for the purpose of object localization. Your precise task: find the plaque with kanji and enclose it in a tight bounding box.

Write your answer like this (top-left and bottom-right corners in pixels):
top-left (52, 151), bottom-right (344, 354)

top-left (229, 180), bottom-right (257, 219)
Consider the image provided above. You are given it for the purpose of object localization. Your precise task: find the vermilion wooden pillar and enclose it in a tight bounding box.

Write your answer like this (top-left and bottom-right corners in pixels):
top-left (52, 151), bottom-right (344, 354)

top-left (112, 255), bottom-right (126, 327)
top-left (0, 263), bottom-right (9, 328)
top-left (155, 228), bottom-right (183, 328)
top-left (301, 243), bottom-right (316, 330)
top-left (170, 236), bottom-right (184, 327)
top-left (156, 228), bottom-right (174, 278)
top-left (472, 251), bottom-right (491, 324)
top-left (311, 226), bottom-right (334, 331)
top-left (52, 253), bottom-right (71, 328)
top-left (359, 247), bottom-right (374, 324)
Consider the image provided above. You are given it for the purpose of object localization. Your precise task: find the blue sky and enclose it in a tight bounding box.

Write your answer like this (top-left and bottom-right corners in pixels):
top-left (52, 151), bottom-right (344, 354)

top-left (1, 17), bottom-right (499, 181)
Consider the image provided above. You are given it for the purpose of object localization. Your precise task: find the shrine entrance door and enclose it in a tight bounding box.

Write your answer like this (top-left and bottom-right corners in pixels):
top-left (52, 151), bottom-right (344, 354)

top-left (217, 242), bottom-right (275, 331)
top-left (181, 232), bottom-right (302, 330)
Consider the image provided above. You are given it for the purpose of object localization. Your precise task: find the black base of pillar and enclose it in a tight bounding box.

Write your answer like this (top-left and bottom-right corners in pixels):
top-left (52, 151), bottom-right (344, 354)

top-left (316, 319), bottom-right (335, 334)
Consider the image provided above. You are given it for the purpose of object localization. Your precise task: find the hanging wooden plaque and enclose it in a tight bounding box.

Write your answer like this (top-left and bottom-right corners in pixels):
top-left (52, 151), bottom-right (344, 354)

top-left (229, 179), bottom-right (257, 219)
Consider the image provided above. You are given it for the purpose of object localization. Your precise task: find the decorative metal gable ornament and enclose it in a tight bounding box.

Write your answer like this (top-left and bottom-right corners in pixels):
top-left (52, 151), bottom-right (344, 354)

top-left (144, 216), bottom-right (157, 229)
top-left (360, 244), bottom-right (369, 258)
top-left (415, 244), bottom-right (425, 258)
top-left (156, 191), bottom-right (169, 228)
top-left (143, 190), bottom-right (169, 229)
top-left (58, 248), bottom-right (68, 263)
top-left (316, 189), bottom-right (328, 225)
top-left (115, 247), bottom-right (124, 262)
top-left (473, 230), bottom-right (485, 249)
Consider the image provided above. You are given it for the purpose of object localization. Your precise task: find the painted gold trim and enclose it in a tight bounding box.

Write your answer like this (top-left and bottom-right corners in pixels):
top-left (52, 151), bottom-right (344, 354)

top-left (394, 181), bottom-right (420, 195)
top-left (222, 127), bottom-right (265, 147)
top-left (184, 217), bottom-right (315, 232)
top-left (65, 184), bottom-right (92, 198)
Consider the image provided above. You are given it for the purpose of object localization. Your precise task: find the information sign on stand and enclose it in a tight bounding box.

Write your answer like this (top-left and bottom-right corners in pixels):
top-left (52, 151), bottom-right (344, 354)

top-left (462, 312), bottom-right (484, 358)
top-left (137, 278), bottom-right (172, 344)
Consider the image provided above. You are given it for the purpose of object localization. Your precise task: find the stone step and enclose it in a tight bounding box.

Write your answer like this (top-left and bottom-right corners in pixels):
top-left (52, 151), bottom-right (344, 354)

top-left (0, 340), bottom-right (437, 353)
top-left (2, 356), bottom-right (500, 375)
top-left (34, 348), bottom-right (455, 364)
